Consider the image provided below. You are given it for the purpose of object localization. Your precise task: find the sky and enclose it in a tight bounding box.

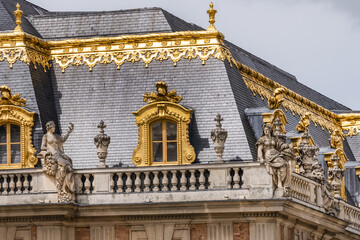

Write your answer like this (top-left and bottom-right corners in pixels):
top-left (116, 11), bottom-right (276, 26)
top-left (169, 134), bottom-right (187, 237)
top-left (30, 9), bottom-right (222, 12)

top-left (28, 0), bottom-right (360, 110)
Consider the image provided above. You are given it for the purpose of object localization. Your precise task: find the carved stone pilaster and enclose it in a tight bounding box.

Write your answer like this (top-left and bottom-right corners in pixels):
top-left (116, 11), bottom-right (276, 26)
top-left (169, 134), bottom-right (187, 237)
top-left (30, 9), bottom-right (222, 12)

top-left (94, 120), bottom-right (110, 168)
top-left (211, 114), bottom-right (228, 163)
top-left (328, 154), bottom-right (345, 199)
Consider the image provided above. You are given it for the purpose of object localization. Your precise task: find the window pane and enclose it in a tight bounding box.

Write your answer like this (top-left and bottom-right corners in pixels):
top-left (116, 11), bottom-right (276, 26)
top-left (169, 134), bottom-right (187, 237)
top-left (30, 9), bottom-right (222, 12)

top-left (152, 122), bottom-right (162, 141)
top-left (0, 145), bottom-right (6, 164)
top-left (166, 121), bottom-right (177, 140)
top-left (167, 142), bottom-right (177, 162)
top-left (11, 144), bottom-right (21, 164)
top-left (152, 142), bottom-right (163, 162)
top-left (0, 125), bottom-right (6, 143)
top-left (11, 124), bottom-right (20, 143)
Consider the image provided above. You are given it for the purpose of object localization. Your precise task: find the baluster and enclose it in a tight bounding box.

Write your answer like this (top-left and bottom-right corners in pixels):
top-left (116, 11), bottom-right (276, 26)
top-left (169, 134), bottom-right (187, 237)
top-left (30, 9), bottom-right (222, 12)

top-left (110, 174), bottom-right (116, 193)
top-left (233, 168), bottom-right (240, 189)
top-left (180, 170), bottom-right (187, 191)
top-left (227, 168), bottom-right (232, 189)
top-left (118, 173), bottom-right (124, 193)
top-left (171, 170), bottom-right (178, 191)
top-left (153, 171), bottom-right (159, 192)
top-left (134, 172), bottom-right (141, 193)
top-left (162, 171), bottom-right (169, 191)
top-left (5, 175), bottom-right (10, 194)
top-left (15, 174), bottom-right (21, 193)
top-left (189, 170), bottom-right (196, 190)
top-left (125, 173), bottom-right (132, 193)
top-left (84, 174), bottom-right (91, 194)
top-left (199, 169), bottom-right (205, 190)
top-left (144, 172), bottom-right (150, 192)
top-left (23, 174), bottom-right (29, 193)
top-left (9, 174), bottom-right (15, 194)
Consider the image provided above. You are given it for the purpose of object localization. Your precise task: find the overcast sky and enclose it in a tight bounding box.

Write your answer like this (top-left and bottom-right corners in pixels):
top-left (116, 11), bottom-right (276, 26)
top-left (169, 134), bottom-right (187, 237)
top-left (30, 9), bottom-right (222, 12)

top-left (29, 0), bottom-right (360, 110)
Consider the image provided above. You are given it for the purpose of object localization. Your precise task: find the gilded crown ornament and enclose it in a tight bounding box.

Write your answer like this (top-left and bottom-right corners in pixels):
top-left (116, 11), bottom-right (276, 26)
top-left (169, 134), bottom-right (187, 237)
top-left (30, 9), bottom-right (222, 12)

top-left (211, 113), bottom-right (228, 162)
top-left (207, 2), bottom-right (217, 31)
top-left (13, 3), bottom-right (23, 32)
top-left (0, 85), bottom-right (26, 106)
top-left (94, 120), bottom-right (111, 168)
top-left (143, 81), bottom-right (182, 103)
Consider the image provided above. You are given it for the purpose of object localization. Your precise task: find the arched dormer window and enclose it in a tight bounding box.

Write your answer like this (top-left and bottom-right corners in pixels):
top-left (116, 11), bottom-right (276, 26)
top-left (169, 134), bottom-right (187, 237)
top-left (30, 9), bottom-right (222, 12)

top-left (0, 85), bottom-right (37, 169)
top-left (132, 82), bottom-right (195, 166)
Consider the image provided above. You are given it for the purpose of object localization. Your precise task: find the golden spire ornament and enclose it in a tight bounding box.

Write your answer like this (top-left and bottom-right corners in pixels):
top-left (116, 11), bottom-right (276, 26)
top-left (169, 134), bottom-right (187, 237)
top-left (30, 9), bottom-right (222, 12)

top-left (207, 2), bottom-right (217, 31)
top-left (13, 3), bottom-right (23, 32)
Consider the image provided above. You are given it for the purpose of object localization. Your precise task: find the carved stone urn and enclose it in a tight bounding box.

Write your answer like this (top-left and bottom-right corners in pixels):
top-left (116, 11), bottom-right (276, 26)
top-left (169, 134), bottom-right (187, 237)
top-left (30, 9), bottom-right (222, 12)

top-left (328, 154), bottom-right (344, 199)
top-left (94, 120), bottom-right (110, 168)
top-left (211, 114), bottom-right (228, 163)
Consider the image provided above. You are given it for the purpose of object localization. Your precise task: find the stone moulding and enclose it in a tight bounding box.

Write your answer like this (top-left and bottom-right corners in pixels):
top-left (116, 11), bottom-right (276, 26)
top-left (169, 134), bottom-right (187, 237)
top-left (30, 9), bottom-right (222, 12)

top-left (132, 101), bottom-right (195, 166)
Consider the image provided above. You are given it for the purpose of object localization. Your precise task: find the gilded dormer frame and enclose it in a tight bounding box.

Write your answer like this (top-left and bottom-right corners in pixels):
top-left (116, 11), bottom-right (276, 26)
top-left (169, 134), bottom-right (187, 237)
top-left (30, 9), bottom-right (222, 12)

top-left (132, 82), bottom-right (196, 166)
top-left (0, 86), bottom-right (37, 169)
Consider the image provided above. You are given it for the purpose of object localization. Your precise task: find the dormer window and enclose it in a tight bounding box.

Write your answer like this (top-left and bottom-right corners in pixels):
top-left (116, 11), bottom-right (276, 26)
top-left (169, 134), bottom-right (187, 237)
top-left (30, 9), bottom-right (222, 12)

top-left (0, 85), bottom-right (37, 169)
top-left (132, 82), bottom-right (195, 166)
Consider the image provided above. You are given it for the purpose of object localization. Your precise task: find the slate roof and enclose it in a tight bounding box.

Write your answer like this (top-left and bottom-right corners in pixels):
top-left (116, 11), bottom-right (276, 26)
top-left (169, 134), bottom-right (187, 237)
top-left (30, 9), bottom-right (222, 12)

top-left (0, 1), bottom-right (358, 203)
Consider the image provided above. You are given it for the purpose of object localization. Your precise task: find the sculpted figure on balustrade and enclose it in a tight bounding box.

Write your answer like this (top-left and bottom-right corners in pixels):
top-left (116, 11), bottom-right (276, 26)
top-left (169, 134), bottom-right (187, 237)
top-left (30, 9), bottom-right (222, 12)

top-left (38, 121), bottom-right (75, 203)
top-left (256, 119), bottom-right (295, 198)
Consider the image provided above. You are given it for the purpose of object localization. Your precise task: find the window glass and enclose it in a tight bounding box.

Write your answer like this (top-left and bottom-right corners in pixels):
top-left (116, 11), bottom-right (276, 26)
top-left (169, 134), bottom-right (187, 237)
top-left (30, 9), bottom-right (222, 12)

top-left (152, 122), bottom-right (162, 141)
top-left (152, 142), bottom-right (163, 162)
top-left (11, 124), bottom-right (20, 143)
top-left (0, 125), bottom-right (6, 143)
top-left (11, 144), bottom-right (21, 164)
top-left (167, 142), bottom-right (177, 162)
top-left (0, 145), bottom-right (6, 164)
top-left (166, 122), bottom-right (177, 140)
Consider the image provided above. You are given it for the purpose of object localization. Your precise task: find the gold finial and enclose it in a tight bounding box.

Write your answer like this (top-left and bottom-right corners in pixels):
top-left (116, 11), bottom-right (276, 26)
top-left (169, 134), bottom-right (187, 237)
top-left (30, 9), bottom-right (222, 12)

top-left (207, 2), bottom-right (217, 31)
top-left (143, 81), bottom-right (182, 104)
top-left (13, 3), bottom-right (23, 32)
top-left (0, 85), bottom-right (26, 107)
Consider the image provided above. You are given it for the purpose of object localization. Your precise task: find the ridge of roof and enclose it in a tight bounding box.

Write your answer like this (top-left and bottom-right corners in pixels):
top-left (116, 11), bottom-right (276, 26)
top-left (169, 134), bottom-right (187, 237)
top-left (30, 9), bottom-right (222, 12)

top-left (28, 7), bottom-right (164, 18)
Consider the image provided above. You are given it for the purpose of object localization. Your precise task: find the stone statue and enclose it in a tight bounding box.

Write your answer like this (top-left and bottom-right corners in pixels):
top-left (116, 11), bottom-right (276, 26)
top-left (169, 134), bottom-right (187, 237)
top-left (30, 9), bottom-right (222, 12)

top-left (256, 123), bottom-right (294, 197)
top-left (39, 121), bottom-right (75, 203)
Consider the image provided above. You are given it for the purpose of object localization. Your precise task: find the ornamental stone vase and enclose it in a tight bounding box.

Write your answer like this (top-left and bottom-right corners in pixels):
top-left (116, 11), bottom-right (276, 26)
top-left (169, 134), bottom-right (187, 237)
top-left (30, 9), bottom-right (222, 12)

top-left (94, 120), bottom-right (110, 168)
top-left (210, 114), bottom-right (228, 163)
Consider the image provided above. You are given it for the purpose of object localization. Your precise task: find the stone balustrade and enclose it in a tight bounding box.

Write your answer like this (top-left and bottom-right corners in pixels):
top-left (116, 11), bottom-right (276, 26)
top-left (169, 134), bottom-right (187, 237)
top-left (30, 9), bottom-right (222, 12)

top-left (1, 162), bottom-right (360, 232)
